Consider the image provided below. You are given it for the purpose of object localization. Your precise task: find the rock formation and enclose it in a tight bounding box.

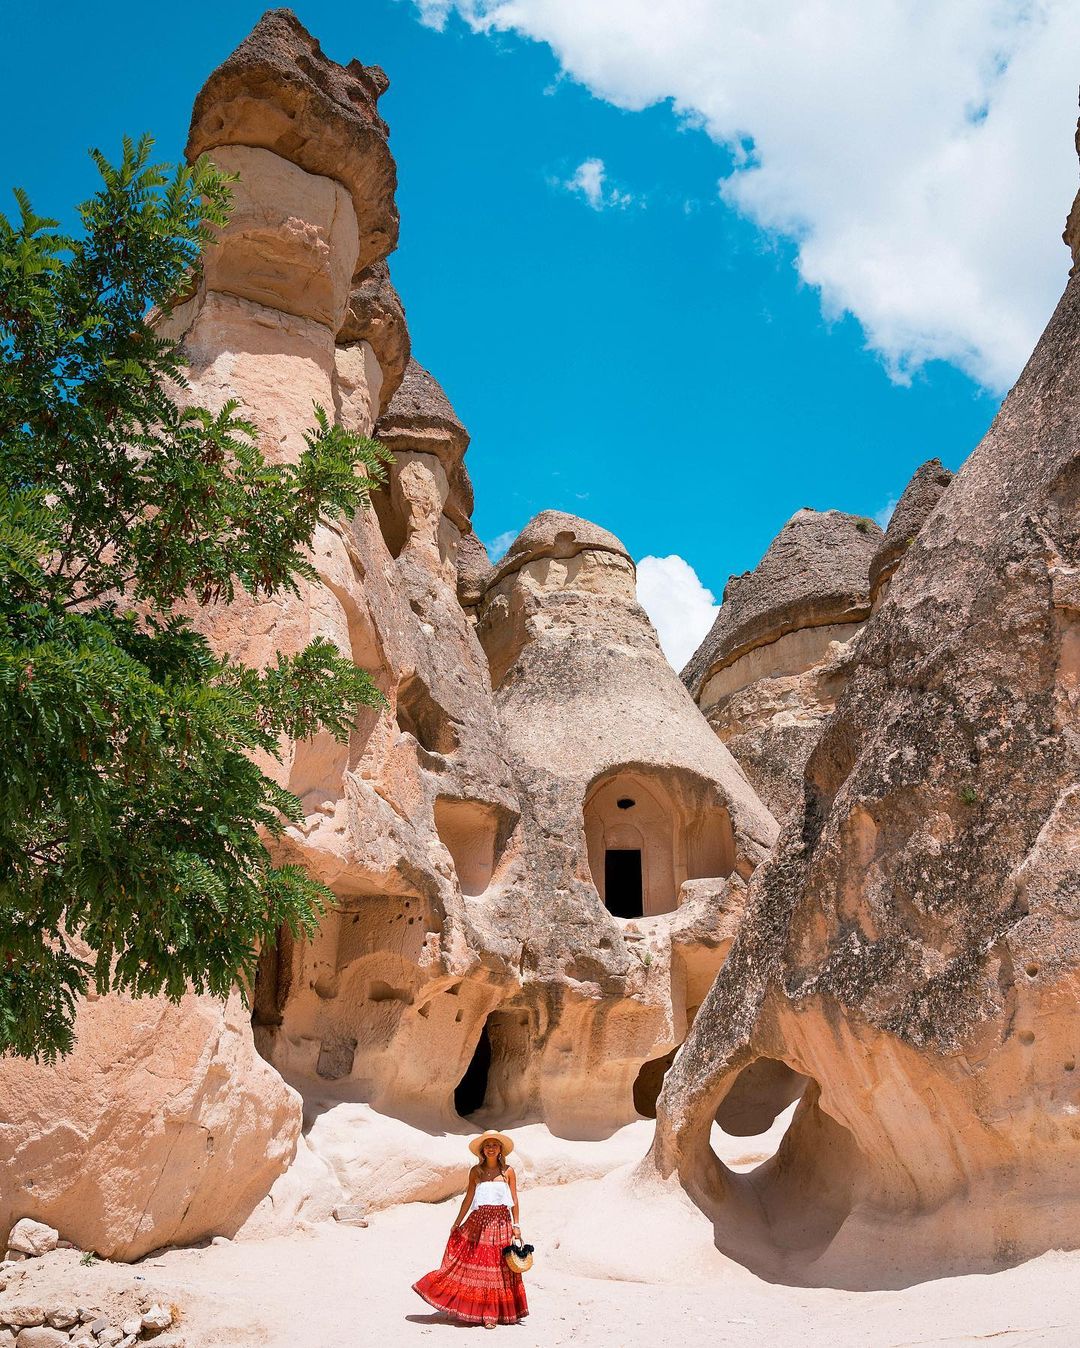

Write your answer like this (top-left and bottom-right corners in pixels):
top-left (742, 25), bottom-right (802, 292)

top-left (868, 458), bottom-right (953, 608)
top-left (682, 510), bottom-right (882, 820)
top-left (0, 9), bottom-right (783, 1254)
top-left (651, 143), bottom-right (1080, 1287)
top-left (0, 991), bottom-right (297, 1261)
top-left (465, 511), bottom-right (778, 1135)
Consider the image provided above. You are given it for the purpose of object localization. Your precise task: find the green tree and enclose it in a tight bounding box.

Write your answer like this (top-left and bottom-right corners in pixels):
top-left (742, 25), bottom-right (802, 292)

top-left (0, 136), bottom-right (390, 1061)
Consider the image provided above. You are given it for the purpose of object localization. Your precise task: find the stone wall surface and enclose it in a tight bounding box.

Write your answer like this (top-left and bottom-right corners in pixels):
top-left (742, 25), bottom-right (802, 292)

top-left (651, 155), bottom-right (1080, 1286)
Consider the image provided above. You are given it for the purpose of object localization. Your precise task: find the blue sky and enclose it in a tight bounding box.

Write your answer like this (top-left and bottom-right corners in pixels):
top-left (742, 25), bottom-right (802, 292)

top-left (3, 1), bottom-right (1075, 666)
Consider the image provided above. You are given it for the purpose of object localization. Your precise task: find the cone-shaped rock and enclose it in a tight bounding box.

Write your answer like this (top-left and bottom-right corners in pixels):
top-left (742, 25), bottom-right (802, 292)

top-left (868, 458), bottom-right (953, 606)
top-left (682, 509), bottom-right (881, 819)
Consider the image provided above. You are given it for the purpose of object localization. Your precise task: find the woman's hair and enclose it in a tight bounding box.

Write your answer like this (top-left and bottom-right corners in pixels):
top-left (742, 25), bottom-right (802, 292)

top-left (474, 1140), bottom-right (508, 1177)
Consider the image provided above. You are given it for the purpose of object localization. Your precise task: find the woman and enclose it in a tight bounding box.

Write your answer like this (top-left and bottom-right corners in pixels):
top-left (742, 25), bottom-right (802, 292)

top-left (412, 1130), bottom-right (529, 1328)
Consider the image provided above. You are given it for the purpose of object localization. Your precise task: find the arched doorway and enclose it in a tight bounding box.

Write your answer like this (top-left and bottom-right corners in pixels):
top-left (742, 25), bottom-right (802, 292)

top-left (583, 768), bottom-right (736, 918)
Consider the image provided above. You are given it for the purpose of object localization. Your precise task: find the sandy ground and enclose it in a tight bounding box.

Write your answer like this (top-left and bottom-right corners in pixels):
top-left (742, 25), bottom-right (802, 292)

top-left (3, 1110), bottom-right (1078, 1347)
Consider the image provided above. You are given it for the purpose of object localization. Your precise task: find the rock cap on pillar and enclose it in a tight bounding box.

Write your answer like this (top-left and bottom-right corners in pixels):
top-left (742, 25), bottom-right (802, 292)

top-left (186, 6), bottom-right (398, 273)
top-left (339, 258), bottom-right (411, 411)
top-left (682, 508), bottom-right (881, 697)
top-left (488, 510), bottom-right (632, 588)
top-left (376, 358), bottom-right (473, 528)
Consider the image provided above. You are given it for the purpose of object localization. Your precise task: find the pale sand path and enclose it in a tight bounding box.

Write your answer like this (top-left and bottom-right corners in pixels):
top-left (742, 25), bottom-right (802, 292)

top-left (2, 1111), bottom-right (1075, 1346)
top-left (4, 1195), bottom-right (1075, 1348)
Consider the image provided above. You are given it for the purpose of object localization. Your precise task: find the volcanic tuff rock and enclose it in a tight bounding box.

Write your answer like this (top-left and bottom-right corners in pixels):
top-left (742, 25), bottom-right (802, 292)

top-left (0, 991), bottom-right (298, 1261)
top-left (186, 7), bottom-right (397, 272)
top-left (465, 510), bottom-right (778, 1135)
top-left (374, 358), bottom-right (474, 536)
top-left (868, 458), bottom-right (954, 606)
top-left (0, 11), bottom-right (782, 1252)
top-left (682, 509), bottom-right (881, 820)
top-left (652, 143), bottom-right (1080, 1286)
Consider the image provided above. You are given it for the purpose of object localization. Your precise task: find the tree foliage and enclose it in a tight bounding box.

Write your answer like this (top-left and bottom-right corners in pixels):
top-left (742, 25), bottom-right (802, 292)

top-left (0, 136), bottom-right (391, 1060)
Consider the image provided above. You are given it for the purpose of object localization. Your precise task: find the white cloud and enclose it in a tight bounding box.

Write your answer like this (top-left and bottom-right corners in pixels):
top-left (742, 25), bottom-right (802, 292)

top-left (874, 497), bottom-right (899, 530)
top-left (636, 554), bottom-right (719, 672)
top-left (560, 157), bottom-right (635, 210)
top-left (414, 0), bottom-right (1080, 392)
top-left (487, 529), bottom-right (518, 561)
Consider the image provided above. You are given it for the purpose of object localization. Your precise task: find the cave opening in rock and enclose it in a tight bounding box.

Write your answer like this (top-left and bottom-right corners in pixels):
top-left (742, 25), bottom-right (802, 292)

top-left (396, 673), bottom-right (459, 755)
top-left (705, 1058), bottom-right (815, 1201)
top-left (604, 849), bottom-right (643, 919)
top-left (704, 1059), bottom-right (858, 1271)
top-left (455, 1020), bottom-right (492, 1117)
top-left (435, 796), bottom-right (516, 897)
top-left (584, 767), bottom-right (736, 918)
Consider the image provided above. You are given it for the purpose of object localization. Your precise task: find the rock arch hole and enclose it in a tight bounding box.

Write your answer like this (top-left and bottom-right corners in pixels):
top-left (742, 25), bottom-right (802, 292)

top-left (714, 1057), bottom-right (808, 1137)
top-left (633, 1045), bottom-right (678, 1118)
top-left (704, 1063), bottom-right (859, 1269)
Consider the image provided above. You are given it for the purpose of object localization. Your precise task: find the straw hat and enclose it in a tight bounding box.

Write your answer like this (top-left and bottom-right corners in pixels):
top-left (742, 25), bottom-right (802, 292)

top-left (468, 1130), bottom-right (514, 1159)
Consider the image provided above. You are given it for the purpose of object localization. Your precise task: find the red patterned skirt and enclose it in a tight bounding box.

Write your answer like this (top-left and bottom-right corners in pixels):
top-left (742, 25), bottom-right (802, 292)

top-left (413, 1204), bottom-right (529, 1325)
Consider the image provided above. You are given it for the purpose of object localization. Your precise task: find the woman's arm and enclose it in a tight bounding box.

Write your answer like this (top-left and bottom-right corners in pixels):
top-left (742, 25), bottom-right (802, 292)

top-left (507, 1166), bottom-right (521, 1237)
top-left (452, 1168), bottom-right (477, 1230)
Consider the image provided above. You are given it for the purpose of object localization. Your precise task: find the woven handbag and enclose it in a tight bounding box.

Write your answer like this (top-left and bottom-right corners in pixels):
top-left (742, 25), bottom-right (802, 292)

top-left (502, 1240), bottom-right (534, 1274)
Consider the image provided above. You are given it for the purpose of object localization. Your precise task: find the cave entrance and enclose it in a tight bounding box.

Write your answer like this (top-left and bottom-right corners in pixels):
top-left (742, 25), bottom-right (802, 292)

top-left (455, 1020), bottom-right (492, 1117)
top-left (604, 849), bottom-right (643, 918)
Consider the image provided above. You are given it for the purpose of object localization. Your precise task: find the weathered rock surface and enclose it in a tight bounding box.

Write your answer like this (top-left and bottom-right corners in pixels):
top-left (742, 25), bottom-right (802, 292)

top-left (456, 529), bottom-right (492, 622)
top-left (374, 358), bottom-right (473, 534)
top-left (0, 992), bottom-right (299, 1261)
top-left (3, 1228), bottom-right (56, 1261)
top-left (0, 9), bottom-right (779, 1251)
top-left (186, 7), bottom-right (397, 273)
top-left (338, 259), bottom-right (410, 415)
top-left (652, 163), bottom-right (1080, 1286)
top-left (683, 509), bottom-right (881, 819)
top-left (868, 458), bottom-right (953, 606)
top-left (464, 511), bottom-right (778, 1136)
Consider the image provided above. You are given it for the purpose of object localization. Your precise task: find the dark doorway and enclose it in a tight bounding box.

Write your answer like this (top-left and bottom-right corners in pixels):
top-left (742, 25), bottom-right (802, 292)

top-left (605, 849), bottom-right (643, 918)
top-left (455, 1020), bottom-right (492, 1116)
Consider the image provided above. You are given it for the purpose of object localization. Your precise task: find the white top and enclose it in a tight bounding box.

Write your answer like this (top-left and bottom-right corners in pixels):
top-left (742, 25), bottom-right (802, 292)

top-left (466, 1176), bottom-right (514, 1219)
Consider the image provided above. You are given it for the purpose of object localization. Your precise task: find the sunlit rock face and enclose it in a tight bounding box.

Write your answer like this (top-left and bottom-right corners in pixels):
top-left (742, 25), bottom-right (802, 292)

top-left (868, 458), bottom-right (954, 609)
top-left (652, 150), bottom-right (1080, 1288)
top-left (683, 510), bottom-right (882, 821)
top-left (461, 511), bottom-right (778, 1139)
top-left (0, 11), bottom-right (786, 1259)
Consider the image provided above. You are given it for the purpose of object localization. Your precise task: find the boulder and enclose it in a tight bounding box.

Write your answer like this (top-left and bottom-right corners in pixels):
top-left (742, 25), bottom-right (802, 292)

top-left (0, 992), bottom-right (300, 1261)
top-left (3, 1225), bottom-right (56, 1259)
top-left (13, 1330), bottom-right (68, 1348)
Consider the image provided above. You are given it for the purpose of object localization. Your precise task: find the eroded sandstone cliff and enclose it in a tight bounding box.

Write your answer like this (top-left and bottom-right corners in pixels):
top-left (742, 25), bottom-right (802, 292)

top-left (652, 138), bottom-right (1080, 1287)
